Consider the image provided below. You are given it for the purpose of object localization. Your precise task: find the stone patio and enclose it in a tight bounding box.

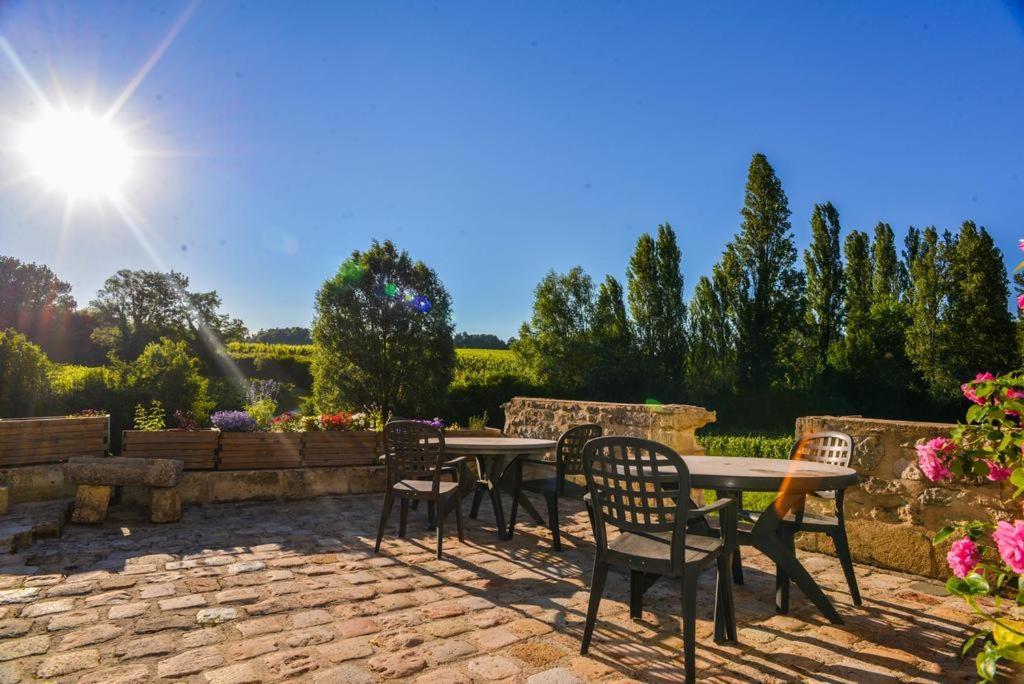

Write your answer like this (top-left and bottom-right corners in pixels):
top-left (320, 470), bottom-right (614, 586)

top-left (0, 494), bottom-right (979, 683)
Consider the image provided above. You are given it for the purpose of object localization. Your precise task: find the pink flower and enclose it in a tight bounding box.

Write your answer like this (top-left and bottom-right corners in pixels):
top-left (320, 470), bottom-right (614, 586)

top-left (947, 538), bottom-right (981, 578)
top-left (993, 520), bottom-right (1024, 574)
top-left (1007, 388), bottom-right (1024, 400)
top-left (1019, 238), bottom-right (1024, 253)
top-left (962, 372), bottom-right (996, 405)
top-left (986, 461), bottom-right (1012, 482)
top-left (1018, 294), bottom-right (1024, 310)
top-left (916, 437), bottom-right (955, 481)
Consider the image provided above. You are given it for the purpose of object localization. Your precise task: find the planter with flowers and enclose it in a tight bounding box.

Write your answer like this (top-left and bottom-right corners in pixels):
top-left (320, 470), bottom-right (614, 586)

top-left (302, 412), bottom-right (381, 467)
top-left (215, 410), bottom-right (302, 470)
top-left (444, 412), bottom-right (502, 438)
top-left (122, 406), bottom-right (218, 470)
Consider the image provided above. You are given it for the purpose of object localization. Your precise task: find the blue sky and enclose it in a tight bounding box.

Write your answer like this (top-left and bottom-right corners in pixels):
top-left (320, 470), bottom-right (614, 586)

top-left (1, 1), bottom-right (1022, 339)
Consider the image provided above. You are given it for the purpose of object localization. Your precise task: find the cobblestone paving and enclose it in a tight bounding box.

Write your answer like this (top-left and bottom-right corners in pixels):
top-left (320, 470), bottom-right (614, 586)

top-left (0, 494), bottom-right (978, 682)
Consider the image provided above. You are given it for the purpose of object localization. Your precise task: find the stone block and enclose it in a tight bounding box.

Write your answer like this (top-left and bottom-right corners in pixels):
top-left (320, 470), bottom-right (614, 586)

top-left (66, 456), bottom-right (182, 488)
top-left (71, 485), bottom-right (112, 524)
top-left (207, 471), bottom-right (282, 502)
top-left (0, 484), bottom-right (9, 515)
top-left (150, 488), bottom-right (182, 523)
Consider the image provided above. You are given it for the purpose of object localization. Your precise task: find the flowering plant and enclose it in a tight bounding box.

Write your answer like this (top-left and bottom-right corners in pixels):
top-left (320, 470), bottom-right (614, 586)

top-left (270, 412), bottom-right (304, 432)
top-left (925, 370), bottom-right (1024, 680)
top-left (320, 412), bottom-right (352, 431)
top-left (211, 410), bottom-right (256, 432)
top-left (414, 417), bottom-right (445, 429)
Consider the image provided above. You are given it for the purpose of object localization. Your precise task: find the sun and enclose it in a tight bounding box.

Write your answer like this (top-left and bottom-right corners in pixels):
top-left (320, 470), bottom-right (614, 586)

top-left (19, 109), bottom-right (134, 199)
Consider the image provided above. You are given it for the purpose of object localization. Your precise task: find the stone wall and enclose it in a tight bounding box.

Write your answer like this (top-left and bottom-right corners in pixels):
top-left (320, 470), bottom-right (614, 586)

top-left (795, 415), bottom-right (1015, 579)
top-left (503, 397), bottom-right (716, 454)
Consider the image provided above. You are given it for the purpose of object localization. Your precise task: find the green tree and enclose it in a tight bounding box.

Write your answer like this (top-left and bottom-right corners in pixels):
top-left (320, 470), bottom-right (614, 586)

top-left (871, 222), bottom-right (901, 304)
top-left (250, 327), bottom-right (312, 344)
top-left (91, 269), bottom-right (247, 363)
top-left (802, 202), bottom-right (844, 370)
top-left (589, 275), bottom-right (635, 399)
top-left (0, 329), bottom-right (53, 417)
top-left (513, 267), bottom-right (595, 396)
top-left (832, 230), bottom-right (872, 376)
top-left (905, 227), bottom-right (952, 398)
top-left (944, 221), bottom-right (1016, 380)
top-left (686, 257), bottom-right (737, 395)
top-left (627, 232), bottom-right (659, 361)
top-left (312, 240), bottom-right (456, 417)
top-left (718, 153), bottom-right (804, 386)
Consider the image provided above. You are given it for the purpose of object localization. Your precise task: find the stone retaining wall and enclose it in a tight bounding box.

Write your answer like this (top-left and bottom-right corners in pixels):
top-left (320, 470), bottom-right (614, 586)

top-left (503, 397), bottom-right (716, 454)
top-left (795, 415), bottom-right (1015, 579)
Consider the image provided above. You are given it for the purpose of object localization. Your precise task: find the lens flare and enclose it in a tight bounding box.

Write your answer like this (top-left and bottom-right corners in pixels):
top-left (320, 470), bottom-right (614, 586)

top-left (19, 109), bottom-right (133, 199)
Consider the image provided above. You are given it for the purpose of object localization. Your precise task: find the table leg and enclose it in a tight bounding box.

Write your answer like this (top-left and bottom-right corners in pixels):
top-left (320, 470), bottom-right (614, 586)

top-left (747, 492), bottom-right (843, 625)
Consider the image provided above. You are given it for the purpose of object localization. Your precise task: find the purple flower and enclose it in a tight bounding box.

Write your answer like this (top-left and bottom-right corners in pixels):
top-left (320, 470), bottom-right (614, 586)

top-left (414, 417), bottom-right (445, 429)
top-left (211, 410), bottom-right (256, 432)
top-left (947, 538), bottom-right (980, 578)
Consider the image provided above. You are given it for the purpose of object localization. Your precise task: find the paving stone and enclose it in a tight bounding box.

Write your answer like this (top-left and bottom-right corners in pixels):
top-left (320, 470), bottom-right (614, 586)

top-left (227, 561), bottom-right (266, 575)
top-left (235, 616), bottom-right (285, 638)
top-left (509, 641), bottom-right (566, 667)
top-left (216, 587), bottom-right (259, 604)
top-left (423, 638), bottom-right (476, 664)
top-left (159, 593), bottom-right (207, 611)
top-left (133, 613), bottom-right (193, 633)
top-left (310, 664), bottom-right (378, 684)
top-left (0, 589), bottom-right (38, 605)
top-left (46, 609), bottom-right (99, 631)
top-left (197, 607), bottom-right (238, 625)
top-left (182, 627), bottom-right (225, 648)
top-left (467, 654), bottom-right (522, 680)
top-left (318, 636), bottom-right (374, 663)
top-left (369, 651), bottom-right (427, 678)
top-left (36, 649), bottom-right (100, 678)
top-left (58, 623), bottom-right (124, 649)
top-left (336, 616), bottom-right (380, 638)
top-left (19, 598), bottom-right (74, 618)
top-left (204, 661), bottom-right (261, 684)
top-left (46, 581), bottom-right (95, 596)
top-left (0, 635), bottom-right (49, 661)
top-left (78, 664), bottom-right (151, 684)
top-left (157, 647), bottom-right (225, 677)
top-left (0, 620), bottom-right (31, 639)
top-left (108, 602), bottom-right (150, 619)
top-left (527, 667), bottom-right (585, 684)
top-left (262, 648), bottom-right (321, 678)
top-left (138, 583), bottom-right (175, 599)
top-left (0, 662), bottom-right (22, 684)
top-left (115, 633), bottom-right (178, 660)
top-left (84, 590), bottom-right (132, 607)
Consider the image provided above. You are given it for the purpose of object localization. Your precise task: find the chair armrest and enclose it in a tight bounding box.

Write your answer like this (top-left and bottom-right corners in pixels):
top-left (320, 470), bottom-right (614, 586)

top-left (444, 457), bottom-right (468, 467)
top-left (688, 497), bottom-right (735, 519)
top-left (519, 458), bottom-right (555, 467)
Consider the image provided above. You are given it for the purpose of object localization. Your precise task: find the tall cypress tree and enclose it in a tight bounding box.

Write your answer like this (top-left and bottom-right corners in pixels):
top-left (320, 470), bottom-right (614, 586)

top-left (654, 223), bottom-right (687, 392)
top-left (590, 275), bottom-right (636, 399)
top-left (687, 254), bottom-right (739, 395)
top-left (871, 222), bottom-right (901, 305)
top-left (627, 233), bottom-right (659, 361)
top-left (803, 202), bottom-right (844, 370)
top-left (944, 221), bottom-right (1015, 379)
top-left (833, 230), bottom-right (873, 376)
top-left (720, 153), bottom-right (804, 386)
top-left (905, 226), bottom-right (952, 398)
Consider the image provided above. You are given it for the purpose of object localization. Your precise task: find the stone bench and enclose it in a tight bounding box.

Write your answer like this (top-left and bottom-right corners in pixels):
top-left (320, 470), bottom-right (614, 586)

top-left (65, 456), bottom-right (183, 524)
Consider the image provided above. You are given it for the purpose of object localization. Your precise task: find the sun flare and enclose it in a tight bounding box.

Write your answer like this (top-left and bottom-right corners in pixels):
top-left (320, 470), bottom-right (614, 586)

top-left (19, 109), bottom-right (134, 199)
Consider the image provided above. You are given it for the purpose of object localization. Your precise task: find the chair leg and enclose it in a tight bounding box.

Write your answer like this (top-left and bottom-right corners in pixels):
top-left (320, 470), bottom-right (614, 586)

top-left (427, 500), bottom-right (436, 530)
top-left (454, 494), bottom-right (465, 543)
top-left (469, 486), bottom-right (485, 519)
top-left (682, 570), bottom-right (698, 684)
top-left (435, 497), bottom-right (447, 559)
top-left (546, 493), bottom-right (561, 552)
top-left (507, 473), bottom-right (522, 539)
top-left (629, 570), bottom-right (644, 620)
top-left (732, 544), bottom-right (745, 585)
top-left (714, 553), bottom-right (738, 643)
top-left (776, 528), bottom-right (794, 613)
top-left (375, 492), bottom-right (395, 553)
top-left (398, 498), bottom-right (409, 539)
top-left (580, 559), bottom-right (609, 654)
top-left (831, 525), bottom-right (861, 606)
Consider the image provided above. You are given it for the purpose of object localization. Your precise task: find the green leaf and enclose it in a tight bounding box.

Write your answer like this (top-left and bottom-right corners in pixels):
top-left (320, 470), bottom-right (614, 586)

top-left (932, 526), bottom-right (956, 546)
top-left (1012, 468), bottom-right (1024, 489)
top-left (977, 646), bottom-right (999, 681)
top-left (998, 644), bottom-right (1024, 664)
top-left (961, 629), bottom-right (991, 657)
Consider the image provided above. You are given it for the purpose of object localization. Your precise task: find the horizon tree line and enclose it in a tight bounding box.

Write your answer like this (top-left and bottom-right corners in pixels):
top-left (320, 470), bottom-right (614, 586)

top-left (513, 153), bottom-right (1017, 424)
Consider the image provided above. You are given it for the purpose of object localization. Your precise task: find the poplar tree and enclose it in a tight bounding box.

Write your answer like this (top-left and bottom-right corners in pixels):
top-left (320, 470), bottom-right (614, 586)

top-left (871, 222), bottom-right (901, 304)
top-left (590, 275), bottom-right (636, 398)
top-left (833, 230), bottom-right (872, 375)
top-left (721, 153), bottom-right (804, 386)
top-left (803, 202), bottom-right (844, 370)
top-left (627, 233), bottom-right (659, 361)
top-left (687, 254), bottom-right (739, 394)
top-left (944, 221), bottom-right (1015, 379)
top-left (905, 227), bottom-right (952, 398)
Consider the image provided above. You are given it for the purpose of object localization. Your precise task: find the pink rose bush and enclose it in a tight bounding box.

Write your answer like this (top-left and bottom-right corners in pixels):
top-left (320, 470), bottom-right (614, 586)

top-left (947, 538), bottom-right (981, 579)
top-left (927, 334), bottom-right (1024, 677)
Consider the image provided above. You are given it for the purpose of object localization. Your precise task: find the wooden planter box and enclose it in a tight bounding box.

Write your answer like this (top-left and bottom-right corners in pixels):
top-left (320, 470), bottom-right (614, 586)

top-left (219, 432), bottom-right (302, 470)
top-left (302, 430), bottom-right (380, 467)
top-left (0, 415), bottom-right (109, 467)
top-left (121, 430), bottom-right (219, 470)
top-left (445, 427), bottom-right (502, 438)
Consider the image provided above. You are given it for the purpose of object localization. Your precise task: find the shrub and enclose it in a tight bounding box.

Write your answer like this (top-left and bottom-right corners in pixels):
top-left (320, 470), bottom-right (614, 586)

top-left (133, 400), bottom-right (166, 431)
top-left (0, 329), bottom-right (53, 417)
top-left (696, 432), bottom-right (793, 459)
